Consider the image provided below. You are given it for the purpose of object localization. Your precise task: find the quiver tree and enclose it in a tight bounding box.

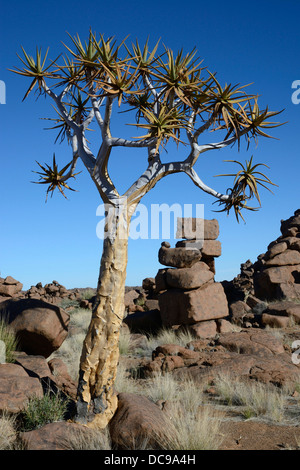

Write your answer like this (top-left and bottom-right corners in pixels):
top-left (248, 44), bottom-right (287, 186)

top-left (11, 32), bottom-right (283, 428)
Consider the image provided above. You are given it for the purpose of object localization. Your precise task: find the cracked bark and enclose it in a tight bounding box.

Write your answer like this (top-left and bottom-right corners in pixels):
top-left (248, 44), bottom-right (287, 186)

top-left (75, 205), bottom-right (130, 428)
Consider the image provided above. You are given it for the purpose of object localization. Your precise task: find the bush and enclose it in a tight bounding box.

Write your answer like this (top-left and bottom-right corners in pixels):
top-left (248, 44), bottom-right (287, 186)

top-left (0, 317), bottom-right (18, 363)
top-left (21, 392), bottom-right (69, 431)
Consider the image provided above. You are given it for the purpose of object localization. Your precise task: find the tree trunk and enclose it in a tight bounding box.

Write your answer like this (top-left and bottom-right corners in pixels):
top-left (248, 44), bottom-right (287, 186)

top-left (75, 203), bottom-right (130, 429)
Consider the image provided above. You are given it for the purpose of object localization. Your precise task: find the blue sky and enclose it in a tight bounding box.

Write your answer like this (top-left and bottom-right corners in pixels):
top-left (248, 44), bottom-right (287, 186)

top-left (0, 0), bottom-right (300, 290)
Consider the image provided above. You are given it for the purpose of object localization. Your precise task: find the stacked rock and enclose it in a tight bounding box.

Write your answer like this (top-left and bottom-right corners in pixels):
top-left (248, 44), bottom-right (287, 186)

top-left (0, 276), bottom-right (23, 301)
top-left (25, 280), bottom-right (82, 304)
top-left (155, 218), bottom-right (231, 338)
top-left (253, 209), bottom-right (300, 301)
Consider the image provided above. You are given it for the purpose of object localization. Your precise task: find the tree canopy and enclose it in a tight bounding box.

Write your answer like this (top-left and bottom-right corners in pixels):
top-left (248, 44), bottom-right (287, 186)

top-left (11, 31), bottom-right (283, 221)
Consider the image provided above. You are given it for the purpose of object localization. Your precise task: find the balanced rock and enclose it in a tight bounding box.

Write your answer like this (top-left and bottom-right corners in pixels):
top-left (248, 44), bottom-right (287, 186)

top-left (0, 276), bottom-right (23, 298)
top-left (176, 217), bottom-right (219, 240)
top-left (165, 262), bottom-right (214, 290)
top-left (158, 242), bottom-right (201, 268)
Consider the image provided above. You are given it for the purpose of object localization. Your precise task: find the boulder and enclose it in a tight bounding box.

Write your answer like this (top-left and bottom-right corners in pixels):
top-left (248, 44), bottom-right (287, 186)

top-left (254, 265), bottom-right (300, 300)
top-left (264, 241), bottom-right (288, 260)
top-left (142, 277), bottom-right (156, 292)
top-left (19, 422), bottom-right (93, 450)
top-left (0, 276), bottom-right (23, 298)
top-left (144, 330), bottom-right (300, 388)
top-left (176, 217), bottom-right (219, 240)
top-left (280, 211), bottom-right (300, 235)
top-left (124, 309), bottom-right (162, 335)
top-left (261, 314), bottom-right (291, 328)
top-left (0, 374), bottom-right (43, 413)
top-left (158, 242), bottom-right (201, 268)
top-left (109, 393), bottom-right (170, 449)
top-left (263, 301), bottom-right (300, 324)
top-left (264, 250), bottom-right (300, 267)
top-left (14, 353), bottom-right (52, 379)
top-left (178, 320), bottom-right (218, 339)
top-left (154, 269), bottom-right (168, 293)
top-left (165, 262), bottom-right (214, 290)
top-left (229, 300), bottom-right (252, 325)
top-left (159, 282), bottom-right (229, 327)
top-left (0, 298), bottom-right (70, 358)
top-left (201, 240), bottom-right (222, 258)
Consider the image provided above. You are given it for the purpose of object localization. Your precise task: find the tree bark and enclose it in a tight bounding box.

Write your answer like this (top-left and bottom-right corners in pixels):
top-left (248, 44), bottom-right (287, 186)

top-left (75, 203), bottom-right (130, 428)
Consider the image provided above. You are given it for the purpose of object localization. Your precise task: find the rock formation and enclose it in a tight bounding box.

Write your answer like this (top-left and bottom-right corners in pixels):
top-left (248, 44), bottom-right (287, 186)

top-left (155, 218), bottom-right (231, 338)
top-left (222, 209), bottom-right (300, 327)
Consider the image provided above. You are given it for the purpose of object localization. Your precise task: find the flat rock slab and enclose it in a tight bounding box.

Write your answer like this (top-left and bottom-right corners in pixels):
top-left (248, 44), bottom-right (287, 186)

top-left (158, 244), bottom-right (201, 268)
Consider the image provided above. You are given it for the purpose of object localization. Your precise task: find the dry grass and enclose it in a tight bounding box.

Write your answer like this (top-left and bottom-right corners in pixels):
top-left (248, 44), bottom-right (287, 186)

top-left (158, 403), bottom-right (223, 450)
top-left (0, 316), bottom-right (19, 363)
top-left (61, 426), bottom-right (112, 450)
top-left (214, 372), bottom-right (286, 421)
top-left (0, 412), bottom-right (17, 450)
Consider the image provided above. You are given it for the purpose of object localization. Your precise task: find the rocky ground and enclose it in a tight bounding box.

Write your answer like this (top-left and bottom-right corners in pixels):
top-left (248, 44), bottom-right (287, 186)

top-left (0, 209), bottom-right (300, 450)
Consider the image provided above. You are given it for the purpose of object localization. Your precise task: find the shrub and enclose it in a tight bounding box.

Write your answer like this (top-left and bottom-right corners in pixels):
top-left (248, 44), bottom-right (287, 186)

top-left (22, 392), bottom-right (69, 431)
top-left (0, 317), bottom-right (18, 363)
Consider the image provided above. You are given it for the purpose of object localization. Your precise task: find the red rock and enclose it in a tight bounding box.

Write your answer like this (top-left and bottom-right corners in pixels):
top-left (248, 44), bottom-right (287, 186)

top-left (261, 314), bottom-right (291, 328)
top-left (254, 265), bottom-right (300, 299)
top-left (217, 329), bottom-right (285, 356)
top-left (201, 240), bottom-right (222, 257)
top-left (159, 282), bottom-right (229, 327)
top-left (0, 363), bottom-right (29, 377)
top-left (14, 353), bottom-right (51, 379)
top-left (19, 422), bottom-right (92, 450)
top-left (0, 375), bottom-right (43, 413)
top-left (264, 242), bottom-right (287, 260)
top-left (158, 243), bottom-right (201, 268)
top-left (265, 250), bottom-right (300, 266)
top-left (0, 298), bottom-right (69, 358)
top-left (178, 320), bottom-right (217, 339)
top-left (264, 301), bottom-right (300, 324)
top-left (155, 269), bottom-right (168, 293)
top-left (109, 393), bottom-right (170, 449)
top-left (0, 282), bottom-right (23, 297)
top-left (216, 319), bottom-right (235, 334)
top-left (124, 289), bottom-right (139, 309)
top-left (176, 217), bottom-right (219, 240)
top-left (165, 262), bottom-right (214, 290)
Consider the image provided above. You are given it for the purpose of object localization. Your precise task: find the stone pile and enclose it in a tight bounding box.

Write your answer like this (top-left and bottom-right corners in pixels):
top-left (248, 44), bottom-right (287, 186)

top-left (221, 208), bottom-right (300, 328)
top-left (0, 276), bottom-right (23, 301)
top-left (155, 218), bottom-right (231, 338)
top-left (25, 280), bottom-right (82, 304)
top-left (253, 209), bottom-right (300, 301)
